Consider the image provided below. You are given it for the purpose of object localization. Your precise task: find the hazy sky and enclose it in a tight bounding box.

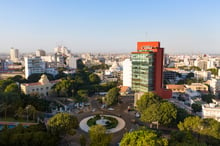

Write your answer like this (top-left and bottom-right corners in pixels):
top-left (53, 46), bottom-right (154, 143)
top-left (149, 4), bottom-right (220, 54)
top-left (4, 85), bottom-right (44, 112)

top-left (0, 0), bottom-right (219, 54)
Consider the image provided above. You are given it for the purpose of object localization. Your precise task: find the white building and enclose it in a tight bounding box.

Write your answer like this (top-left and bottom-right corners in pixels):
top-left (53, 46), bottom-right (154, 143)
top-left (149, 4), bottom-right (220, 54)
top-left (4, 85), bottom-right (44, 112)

top-left (67, 56), bottom-right (78, 69)
top-left (21, 74), bottom-right (59, 97)
top-left (54, 46), bottom-right (70, 56)
top-left (36, 49), bottom-right (46, 56)
top-left (10, 48), bottom-right (19, 62)
top-left (209, 78), bottom-right (220, 96)
top-left (194, 70), bottom-right (211, 81)
top-left (122, 59), bottom-right (132, 87)
top-left (202, 103), bottom-right (220, 122)
top-left (25, 57), bottom-right (46, 79)
top-left (109, 61), bottom-right (121, 72)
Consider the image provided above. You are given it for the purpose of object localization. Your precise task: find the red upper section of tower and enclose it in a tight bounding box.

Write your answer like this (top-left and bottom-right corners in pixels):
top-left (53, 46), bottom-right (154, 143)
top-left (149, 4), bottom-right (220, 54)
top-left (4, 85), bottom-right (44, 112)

top-left (137, 42), bottom-right (160, 50)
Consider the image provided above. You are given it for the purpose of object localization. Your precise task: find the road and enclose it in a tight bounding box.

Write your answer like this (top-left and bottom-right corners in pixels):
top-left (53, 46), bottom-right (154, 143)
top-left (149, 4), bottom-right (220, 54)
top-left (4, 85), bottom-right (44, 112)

top-left (69, 95), bottom-right (137, 146)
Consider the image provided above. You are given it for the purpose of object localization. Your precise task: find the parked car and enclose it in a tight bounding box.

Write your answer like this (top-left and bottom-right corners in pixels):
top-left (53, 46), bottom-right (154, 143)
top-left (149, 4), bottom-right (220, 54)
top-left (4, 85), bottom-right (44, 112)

top-left (108, 108), bottom-right (114, 111)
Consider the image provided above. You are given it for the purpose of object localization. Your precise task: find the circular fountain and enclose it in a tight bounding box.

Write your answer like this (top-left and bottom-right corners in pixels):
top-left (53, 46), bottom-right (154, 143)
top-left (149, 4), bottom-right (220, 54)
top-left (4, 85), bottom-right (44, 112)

top-left (79, 115), bottom-right (125, 133)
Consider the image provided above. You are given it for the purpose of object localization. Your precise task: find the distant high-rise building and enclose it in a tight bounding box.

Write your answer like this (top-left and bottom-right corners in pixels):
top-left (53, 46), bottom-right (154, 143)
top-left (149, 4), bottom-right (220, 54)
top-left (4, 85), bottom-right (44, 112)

top-left (66, 55), bottom-right (78, 69)
top-left (24, 57), bottom-right (45, 79)
top-left (36, 49), bottom-right (46, 57)
top-left (54, 46), bottom-right (70, 56)
top-left (122, 58), bottom-right (132, 87)
top-left (131, 41), bottom-right (171, 100)
top-left (0, 59), bottom-right (8, 71)
top-left (10, 48), bottom-right (19, 62)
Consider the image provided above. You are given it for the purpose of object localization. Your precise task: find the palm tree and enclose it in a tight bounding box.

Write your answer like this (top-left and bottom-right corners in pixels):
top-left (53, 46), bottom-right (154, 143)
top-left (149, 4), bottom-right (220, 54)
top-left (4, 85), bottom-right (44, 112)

top-left (0, 103), bottom-right (11, 120)
top-left (25, 105), bottom-right (37, 121)
top-left (16, 107), bottom-right (24, 120)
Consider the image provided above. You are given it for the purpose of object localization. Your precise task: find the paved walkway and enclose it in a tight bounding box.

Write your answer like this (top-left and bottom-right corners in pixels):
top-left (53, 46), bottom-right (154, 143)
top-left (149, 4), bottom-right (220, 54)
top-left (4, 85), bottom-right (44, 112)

top-left (79, 115), bottom-right (125, 133)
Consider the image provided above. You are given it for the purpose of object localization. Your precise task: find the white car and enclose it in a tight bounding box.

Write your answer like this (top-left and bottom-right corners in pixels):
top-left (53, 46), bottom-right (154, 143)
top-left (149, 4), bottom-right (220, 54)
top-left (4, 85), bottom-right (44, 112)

top-left (135, 112), bottom-right (140, 118)
top-left (108, 108), bottom-right (114, 111)
top-left (92, 108), bottom-right (96, 112)
top-left (101, 104), bottom-right (106, 109)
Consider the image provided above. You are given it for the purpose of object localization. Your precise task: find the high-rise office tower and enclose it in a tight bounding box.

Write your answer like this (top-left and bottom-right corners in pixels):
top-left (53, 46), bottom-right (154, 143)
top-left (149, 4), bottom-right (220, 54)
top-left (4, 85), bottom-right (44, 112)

top-left (131, 41), bottom-right (171, 99)
top-left (10, 48), bottom-right (19, 62)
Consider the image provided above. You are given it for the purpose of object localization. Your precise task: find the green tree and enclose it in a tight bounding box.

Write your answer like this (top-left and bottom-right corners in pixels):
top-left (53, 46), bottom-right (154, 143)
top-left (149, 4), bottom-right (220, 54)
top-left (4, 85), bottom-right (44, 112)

top-left (77, 89), bottom-right (88, 98)
top-left (201, 94), bottom-right (214, 103)
top-left (177, 79), bottom-right (185, 85)
top-left (0, 79), bottom-right (13, 92)
top-left (141, 102), bottom-right (177, 126)
top-left (191, 103), bottom-right (202, 113)
top-left (25, 104), bottom-right (37, 121)
top-left (89, 73), bottom-right (101, 84)
top-left (136, 92), bottom-right (162, 113)
top-left (54, 79), bottom-right (73, 97)
top-left (207, 68), bottom-right (218, 76)
top-left (4, 83), bottom-right (19, 93)
top-left (120, 128), bottom-right (168, 146)
top-left (141, 104), bottom-right (160, 123)
top-left (0, 103), bottom-right (11, 120)
top-left (178, 116), bottom-right (220, 145)
top-left (105, 87), bottom-right (120, 106)
top-left (89, 125), bottom-right (112, 146)
top-left (186, 72), bottom-right (194, 78)
top-left (159, 102), bottom-right (177, 125)
top-left (8, 75), bottom-right (27, 83)
top-left (190, 66), bottom-right (201, 71)
top-left (80, 134), bottom-right (87, 146)
top-left (15, 107), bottom-right (24, 119)
top-left (47, 113), bottom-right (78, 136)
top-left (175, 107), bottom-right (190, 124)
top-left (27, 73), bottom-right (54, 83)
top-left (169, 131), bottom-right (207, 146)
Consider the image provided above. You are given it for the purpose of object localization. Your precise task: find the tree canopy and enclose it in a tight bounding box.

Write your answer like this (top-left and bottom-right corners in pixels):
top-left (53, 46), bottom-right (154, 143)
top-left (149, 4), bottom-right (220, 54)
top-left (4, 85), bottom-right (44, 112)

top-left (141, 102), bottom-right (177, 126)
top-left (47, 113), bottom-right (78, 136)
top-left (136, 92), bottom-right (177, 126)
top-left (0, 124), bottom-right (59, 146)
top-left (120, 128), bottom-right (168, 146)
top-left (136, 92), bottom-right (162, 113)
top-left (207, 68), bottom-right (218, 76)
top-left (89, 73), bottom-right (101, 84)
top-left (191, 103), bottom-right (202, 113)
top-left (89, 125), bottom-right (112, 146)
top-left (104, 87), bottom-right (120, 106)
top-left (178, 116), bottom-right (220, 145)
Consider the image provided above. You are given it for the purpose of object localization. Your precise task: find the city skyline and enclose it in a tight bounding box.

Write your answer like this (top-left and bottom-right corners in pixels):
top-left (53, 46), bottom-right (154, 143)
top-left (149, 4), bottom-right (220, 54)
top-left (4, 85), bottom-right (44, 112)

top-left (0, 0), bottom-right (219, 54)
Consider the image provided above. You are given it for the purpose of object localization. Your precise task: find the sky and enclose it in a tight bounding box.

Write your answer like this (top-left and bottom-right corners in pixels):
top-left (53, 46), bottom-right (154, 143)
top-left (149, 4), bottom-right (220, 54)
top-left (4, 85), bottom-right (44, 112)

top-left (0, 0), bottom-right (219, 54)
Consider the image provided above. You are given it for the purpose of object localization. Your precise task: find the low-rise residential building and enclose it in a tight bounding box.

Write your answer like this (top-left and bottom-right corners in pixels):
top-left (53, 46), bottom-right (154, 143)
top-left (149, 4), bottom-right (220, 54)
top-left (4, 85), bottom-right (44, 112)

top-left (166, 84), bottom-right (185, 98)
top-left (166, 84), bottom-right (186, 93)
top-left (202, 103), bottom-right (220, 122)
top-left (20, 74), bottom-right (59, 97)
top-left (185, 83), bottom-right (208, 92)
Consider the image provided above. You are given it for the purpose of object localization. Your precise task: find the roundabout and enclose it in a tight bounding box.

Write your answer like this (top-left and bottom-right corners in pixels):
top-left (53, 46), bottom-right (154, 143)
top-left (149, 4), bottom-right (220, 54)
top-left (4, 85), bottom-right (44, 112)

top-left (79, 115), bottom-right (126, 133)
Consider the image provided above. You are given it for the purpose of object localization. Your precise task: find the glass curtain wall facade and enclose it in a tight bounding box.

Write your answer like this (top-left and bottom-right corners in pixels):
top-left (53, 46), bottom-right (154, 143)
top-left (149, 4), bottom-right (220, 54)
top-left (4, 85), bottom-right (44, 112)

top-left (132, 51), bottom-right (154, 92)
